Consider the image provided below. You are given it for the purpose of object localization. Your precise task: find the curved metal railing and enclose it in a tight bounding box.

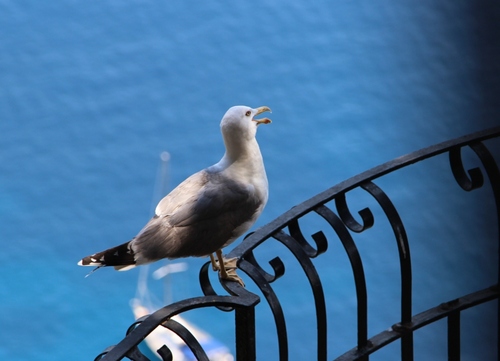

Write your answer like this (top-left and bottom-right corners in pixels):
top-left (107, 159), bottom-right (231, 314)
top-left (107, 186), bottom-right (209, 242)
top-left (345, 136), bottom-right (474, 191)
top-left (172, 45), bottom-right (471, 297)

top-left (94, 126), bottom-right (500, 361)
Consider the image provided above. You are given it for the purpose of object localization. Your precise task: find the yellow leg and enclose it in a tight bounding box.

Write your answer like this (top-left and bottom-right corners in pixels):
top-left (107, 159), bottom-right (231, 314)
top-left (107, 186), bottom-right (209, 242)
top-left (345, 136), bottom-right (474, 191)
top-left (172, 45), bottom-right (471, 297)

top-left (215, 249), bottom-right (228, 279)
top-left (209, 253), bottom-right (218, 271)
top-left (215, 249), bottom-right (245, 287)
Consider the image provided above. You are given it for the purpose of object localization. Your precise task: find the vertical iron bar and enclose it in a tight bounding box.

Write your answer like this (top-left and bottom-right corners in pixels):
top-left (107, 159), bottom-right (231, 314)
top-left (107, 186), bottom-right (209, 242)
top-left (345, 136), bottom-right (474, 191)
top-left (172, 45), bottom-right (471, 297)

top-left (360, 182), bottom-right (414, 361)
top-left (401, 334), bottom-right (414, 361)
top-left (448, 312), bottom-right (461, 361)
top-left (460, 142), bottom-right (500, 361)
top-left (237, 256), bottom-right (288, 360)
top-left (236, 306), bottom-right (256, 361)
top-left (314, 205), bottom-right (369, 355)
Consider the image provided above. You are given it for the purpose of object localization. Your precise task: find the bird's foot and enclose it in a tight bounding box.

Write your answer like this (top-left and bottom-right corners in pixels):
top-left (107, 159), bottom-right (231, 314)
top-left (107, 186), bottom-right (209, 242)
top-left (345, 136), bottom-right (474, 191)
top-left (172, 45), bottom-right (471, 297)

top-left (219, 257), bottom-right (245, 287)
top-left (210, 254), bottom-right (245, 287)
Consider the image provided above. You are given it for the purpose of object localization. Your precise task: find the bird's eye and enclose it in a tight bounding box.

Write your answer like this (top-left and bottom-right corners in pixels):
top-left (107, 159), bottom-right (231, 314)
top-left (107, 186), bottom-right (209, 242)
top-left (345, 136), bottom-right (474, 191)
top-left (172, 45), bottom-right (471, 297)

top-left (245, 110), bottom-right (251, 116)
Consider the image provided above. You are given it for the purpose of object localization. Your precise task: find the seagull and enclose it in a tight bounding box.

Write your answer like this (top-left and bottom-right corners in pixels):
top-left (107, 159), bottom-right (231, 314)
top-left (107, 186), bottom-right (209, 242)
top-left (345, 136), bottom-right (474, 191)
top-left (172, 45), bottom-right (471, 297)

top-left (78, 105), bottom-right (272, 286)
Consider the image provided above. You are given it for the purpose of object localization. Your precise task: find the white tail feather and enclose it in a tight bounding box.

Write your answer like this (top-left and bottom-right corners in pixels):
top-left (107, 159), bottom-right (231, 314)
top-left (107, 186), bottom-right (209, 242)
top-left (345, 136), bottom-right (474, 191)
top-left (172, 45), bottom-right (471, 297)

top-left (114, 264), bottom-right (137, 271)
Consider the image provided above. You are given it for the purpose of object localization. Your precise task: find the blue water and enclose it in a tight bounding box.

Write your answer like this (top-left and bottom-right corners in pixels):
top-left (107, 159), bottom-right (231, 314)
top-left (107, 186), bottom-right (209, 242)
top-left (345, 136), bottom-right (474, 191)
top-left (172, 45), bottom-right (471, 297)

top-left (1, 1), bottom-right (499, 360)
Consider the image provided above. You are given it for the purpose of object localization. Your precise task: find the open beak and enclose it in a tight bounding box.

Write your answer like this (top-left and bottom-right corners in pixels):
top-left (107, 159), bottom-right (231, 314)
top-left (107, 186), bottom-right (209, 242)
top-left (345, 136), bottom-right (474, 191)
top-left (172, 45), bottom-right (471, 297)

top-left (253, 106), bottom-right (272, 125)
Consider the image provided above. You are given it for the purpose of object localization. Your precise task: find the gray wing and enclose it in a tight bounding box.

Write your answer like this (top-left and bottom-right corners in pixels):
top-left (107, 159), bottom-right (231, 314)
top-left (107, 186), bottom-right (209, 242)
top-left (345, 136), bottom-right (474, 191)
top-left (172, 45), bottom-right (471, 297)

top-left (167, 171), bottom-right (259, 226)
top-left (131, 170), bottom-right (263, 262)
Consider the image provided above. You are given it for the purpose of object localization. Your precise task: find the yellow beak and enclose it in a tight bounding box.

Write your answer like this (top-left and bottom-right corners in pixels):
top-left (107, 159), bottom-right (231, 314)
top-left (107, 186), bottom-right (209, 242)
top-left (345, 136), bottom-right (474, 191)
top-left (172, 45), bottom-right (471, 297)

top-left (253, 106), bottom-right (272, 125)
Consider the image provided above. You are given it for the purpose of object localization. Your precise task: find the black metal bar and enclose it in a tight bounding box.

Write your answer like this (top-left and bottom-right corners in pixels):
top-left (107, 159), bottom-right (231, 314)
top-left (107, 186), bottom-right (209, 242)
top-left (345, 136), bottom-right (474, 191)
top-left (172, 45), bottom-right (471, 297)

top-left (235, 305), bottom-right (256, 361)
top-left (123, 346), bottom-right (150, 361)
top-left (448, 311), bottom-right (461, 361)
top-left (156, 345), bottom-right (173, 361)
top-left (449, 147), bottom-right (484, 191)
top-left (314, 205), bottom-right (369, 356)
top-left (98, 293), bottom-right (259, 361)
top-left (360, 181), bottom-right (414, 360)
top-left (449, 140), bottom-right (500, 361)
top-left (335, 285), bottom-right (499, 360)
top-left (467, 141), bottom-right (500, 361)
top-left (273, 230), bottom-right (328, 361)
top-left (360, 182), bottom-right (412, 324)
top-left (335, 193), bottom-right (374, 233)
top-left (161, 319), bottom-right (210, 361)
top-left (238, 256), bottom-right (289, 361)
top-left (288, 218), bottom-right (329, 258)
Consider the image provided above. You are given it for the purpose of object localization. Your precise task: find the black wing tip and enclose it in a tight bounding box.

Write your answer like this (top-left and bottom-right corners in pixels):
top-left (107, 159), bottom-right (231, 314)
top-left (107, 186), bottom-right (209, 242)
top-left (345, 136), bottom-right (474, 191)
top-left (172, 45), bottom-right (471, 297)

top-left (78, 242), bottom-right (136, 268)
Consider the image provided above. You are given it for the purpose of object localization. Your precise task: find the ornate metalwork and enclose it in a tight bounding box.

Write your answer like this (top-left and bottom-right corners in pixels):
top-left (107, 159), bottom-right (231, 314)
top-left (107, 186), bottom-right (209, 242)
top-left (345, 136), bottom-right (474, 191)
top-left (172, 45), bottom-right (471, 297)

top-left (93, 126), bottom-right (500, 361)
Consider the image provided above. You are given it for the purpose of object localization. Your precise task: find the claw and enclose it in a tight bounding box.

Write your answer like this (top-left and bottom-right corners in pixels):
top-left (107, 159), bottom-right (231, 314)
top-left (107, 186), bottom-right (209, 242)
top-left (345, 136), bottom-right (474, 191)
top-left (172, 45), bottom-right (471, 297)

top-left (222, 267), bottom-right (245, 287)
top-left (212, 251), bottom-right (245, 287)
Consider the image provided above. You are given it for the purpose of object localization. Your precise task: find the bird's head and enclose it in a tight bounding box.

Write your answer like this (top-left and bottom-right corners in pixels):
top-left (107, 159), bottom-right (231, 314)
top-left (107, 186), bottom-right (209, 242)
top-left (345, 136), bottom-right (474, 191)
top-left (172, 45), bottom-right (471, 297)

top-left (220, 105), bottom-right (272, 141)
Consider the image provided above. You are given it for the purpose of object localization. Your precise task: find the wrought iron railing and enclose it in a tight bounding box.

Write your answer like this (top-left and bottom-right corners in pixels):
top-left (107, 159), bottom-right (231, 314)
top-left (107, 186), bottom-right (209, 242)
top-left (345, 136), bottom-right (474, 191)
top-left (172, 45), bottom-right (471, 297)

top-left (93, 126), bottom-right (500, 361)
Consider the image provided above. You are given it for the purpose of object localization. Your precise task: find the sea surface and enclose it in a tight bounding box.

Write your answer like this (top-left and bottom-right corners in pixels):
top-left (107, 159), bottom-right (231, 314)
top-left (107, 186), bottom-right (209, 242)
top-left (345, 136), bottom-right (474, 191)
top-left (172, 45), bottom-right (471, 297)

top-left (0, 1), bottom-right (499, 360)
